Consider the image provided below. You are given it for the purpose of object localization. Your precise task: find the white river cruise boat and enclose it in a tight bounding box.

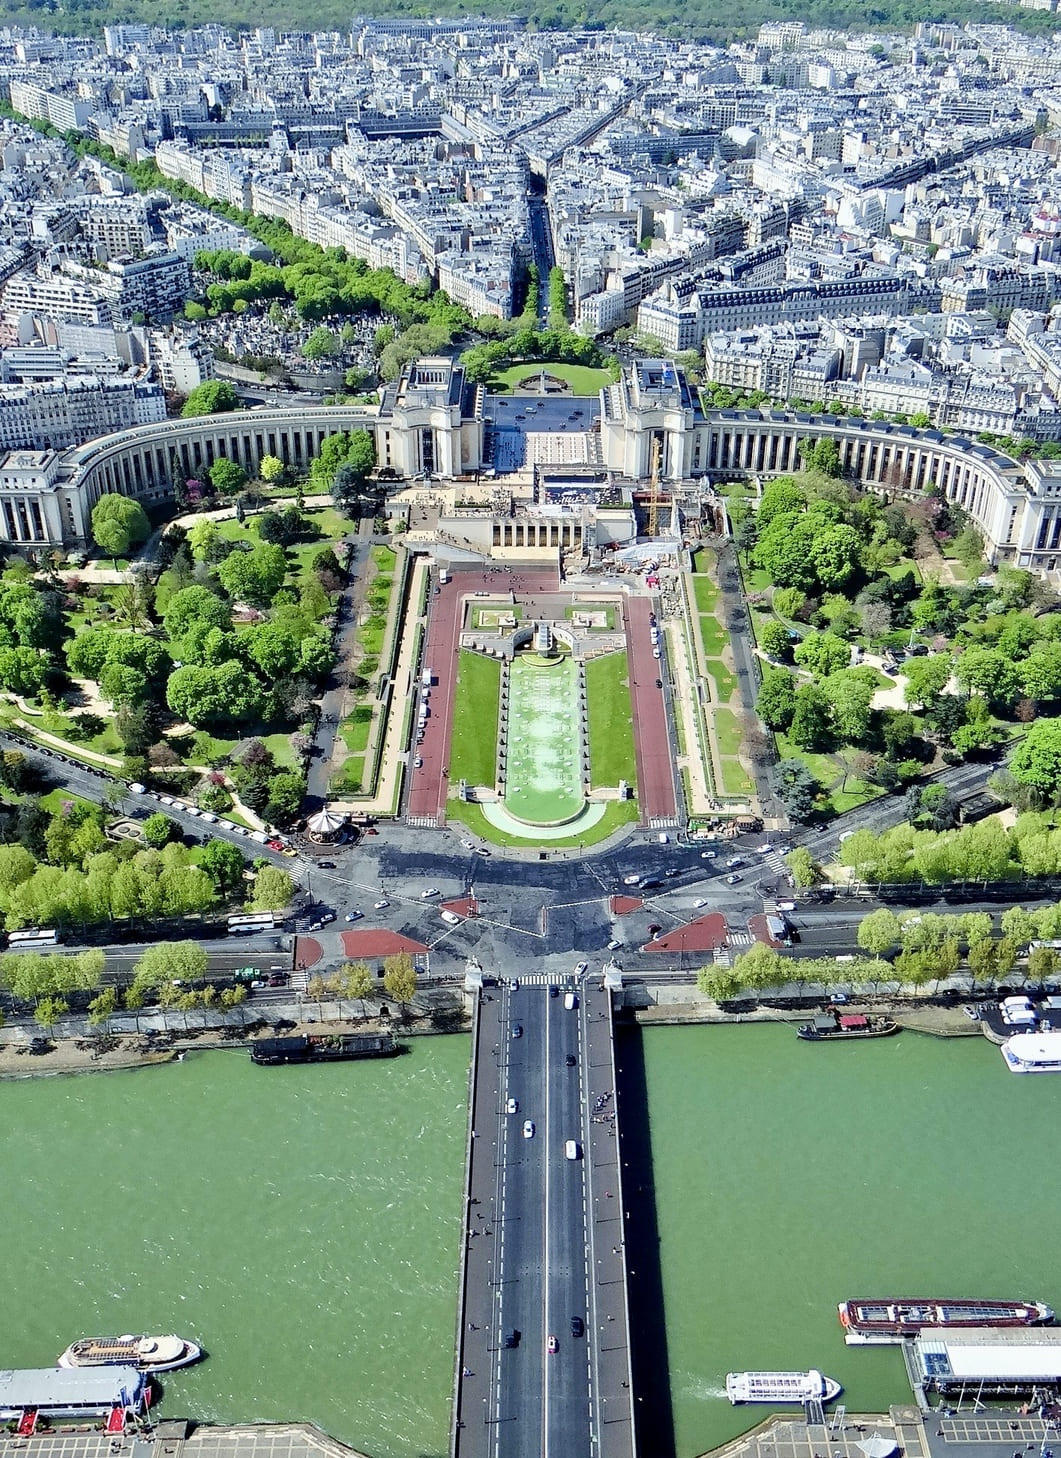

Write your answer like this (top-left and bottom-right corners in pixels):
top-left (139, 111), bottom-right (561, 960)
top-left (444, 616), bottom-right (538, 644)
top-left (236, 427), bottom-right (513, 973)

top-left (726, 1370), bottom-right (841, 1404)
top-left (58, 1336), bottom-right (201, 1373)
top-left (1001, 1030), bottom-right (1061, 1073)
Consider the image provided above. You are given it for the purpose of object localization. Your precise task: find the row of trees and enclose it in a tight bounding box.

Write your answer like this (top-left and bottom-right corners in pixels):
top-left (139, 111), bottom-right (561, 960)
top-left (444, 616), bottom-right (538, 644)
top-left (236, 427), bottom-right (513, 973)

top-left (835, 810), bottom-right (1061, 884)
top-left (306, 954), bottom-right (418, 1017)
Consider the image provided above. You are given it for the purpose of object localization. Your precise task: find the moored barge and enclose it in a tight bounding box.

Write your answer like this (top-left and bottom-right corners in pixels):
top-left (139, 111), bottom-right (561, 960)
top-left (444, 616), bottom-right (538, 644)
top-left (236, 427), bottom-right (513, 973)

top-left (250, 1032), bottom-right (400, 1065)
top-left (839, 1298), bottom-right (1054, 1344)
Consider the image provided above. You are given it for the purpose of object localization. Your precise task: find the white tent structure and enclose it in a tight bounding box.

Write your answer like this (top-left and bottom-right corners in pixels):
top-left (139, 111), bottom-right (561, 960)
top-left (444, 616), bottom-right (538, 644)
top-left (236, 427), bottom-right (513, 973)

top-left (306, 807), bottom-right (344, 841)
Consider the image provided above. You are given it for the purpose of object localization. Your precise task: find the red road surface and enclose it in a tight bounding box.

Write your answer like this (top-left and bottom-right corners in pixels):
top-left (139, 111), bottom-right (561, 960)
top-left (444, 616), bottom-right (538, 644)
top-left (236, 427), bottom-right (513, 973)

top-left (643, 912), bottom-right (728, 953)
top-left (625, 596), bottom-right (678, 823)
top-left (406, 567), bottom-right (559, 824)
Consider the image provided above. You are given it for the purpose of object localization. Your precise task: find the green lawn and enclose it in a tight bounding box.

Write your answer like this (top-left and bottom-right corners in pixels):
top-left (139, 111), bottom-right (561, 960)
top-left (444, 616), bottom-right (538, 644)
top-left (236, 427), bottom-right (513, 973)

top-left (585, 653), bottom-right (636, 789)
top-left (488, 363), bottom-right (613, 395)
top-left (713, 707), bottom-right (743, 758)
top-left (706, 659), bottom-right (736, 702)
top-left (39, 788), bottom-right (99, 815)
top-left (449, 651), bottom-right (501, 786)
top-left (742, 566), bottom-right (774, 594)
top-left (720, 760), bottom-right (754, 796)
top-left (340, 705), bottom-right (373, 755)
top-left (699, 614), bottom-right (728, 657)
top-left (446, 796), bottom-right (637, 849)
top-left (691, 574), bottom-right (718, 614)
top-left (776, 733), bottom-right (839, 790)
top-left (330, 755), bottom-right (365, 795)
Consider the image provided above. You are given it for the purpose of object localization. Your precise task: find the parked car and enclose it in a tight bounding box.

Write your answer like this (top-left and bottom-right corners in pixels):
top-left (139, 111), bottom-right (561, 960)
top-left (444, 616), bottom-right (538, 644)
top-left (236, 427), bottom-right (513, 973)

top-left (420, 887), bottom-right (439, 898)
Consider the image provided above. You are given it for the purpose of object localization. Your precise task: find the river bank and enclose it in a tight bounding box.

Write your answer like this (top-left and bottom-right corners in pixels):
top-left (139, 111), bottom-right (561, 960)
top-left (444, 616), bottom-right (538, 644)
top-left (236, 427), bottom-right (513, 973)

top-left (0, 1011), bottom-right (469, 1079)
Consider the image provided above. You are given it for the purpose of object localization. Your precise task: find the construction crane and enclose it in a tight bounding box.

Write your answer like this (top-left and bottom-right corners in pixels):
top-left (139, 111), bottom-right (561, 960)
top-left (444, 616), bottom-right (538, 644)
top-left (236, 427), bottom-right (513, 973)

top-left (647, 433), bottom-right (665, 538)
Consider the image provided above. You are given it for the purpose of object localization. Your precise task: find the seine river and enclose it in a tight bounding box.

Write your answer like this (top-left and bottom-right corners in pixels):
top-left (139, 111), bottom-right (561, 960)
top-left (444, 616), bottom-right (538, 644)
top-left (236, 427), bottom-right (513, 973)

top-left (3, 1025), bottom-right (1061, 1458)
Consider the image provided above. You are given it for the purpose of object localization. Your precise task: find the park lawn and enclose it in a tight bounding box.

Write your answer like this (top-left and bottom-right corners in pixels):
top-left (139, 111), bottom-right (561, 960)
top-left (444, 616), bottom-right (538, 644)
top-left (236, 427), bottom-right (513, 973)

top-left (330, 755), bottom-right (365, 795)
top-left (370, 544), bottom-right (397, 575)
top-left (829, 781), bottom-right (884, 814)
top-left (699, 614), bottom-right (728, 657)
top-left (340, 705), bottom-right (373, 754)
top-left (360, 619), bottom-right (386, 657)
top-left (39, 788), bottom-right (98, 815)
top-left (719, 759), bottom-right (754, 796)
top-left (449, 651), bottom-right (501, 786)
top-left (585, 653), bottom-right (636, 788)
top-left (488, 363), bottom-right (612, 395)
top-left (691, 573), bottom-right (718, 615)
top-left (713, 707), bottom-right (743, 758)
top-left (775, 733), bottom-right (843, 793)
top-left (185, 727), bottom-right (296, 771)
top-left (33, 706), bottom-right (123, 758)
top-left (742, 566), bottom-right (774, 595)
top-left (708, 664), bottom-right (734, 702)
top-left (446, 796), bottom-right (637, 849)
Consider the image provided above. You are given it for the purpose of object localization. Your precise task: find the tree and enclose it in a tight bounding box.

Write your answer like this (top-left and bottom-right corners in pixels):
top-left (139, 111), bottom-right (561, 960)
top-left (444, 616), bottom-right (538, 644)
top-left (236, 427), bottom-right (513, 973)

top-left (132, 940), bottom-right (208, 992)
top-left (87, 985), bottom-right (119, 1028)
top-left (1029, 944), bottom-right (1060, 987)
top-left (955, 646), bottom-right (1020, 709)
top-left (857, 908), bottom-right (900, 956)
top-left (341, 960), bottom-right (374, 1016)
top-left (1010, 720), bottom-right (1061, 802)
top-left (756, 668), bottom-right (797, 730)
top-left (143, 812), bottom-right (179, 849)
top-left (812, 523), bottom-right (861, 590)
top-left (181, 380), bottom-right (240, 417)
top-left (822, 670), bottom-right (874, 744)
top-left (91, 495), bottom-right (150, 562)
top-left (731, 941), bottom-right (786, 993)
top-left (786, 846), bottom-right (817, 886)
top-left (250, 864), bottom-right (293, 910)
top-left (216, 542), bottom-right (287, 606)
top-left (259, 454), bottom-right (286, 484)
top-left (34, 994), bottom-right (67, 1030)
top-left (789, 684), bottom-right (833, 752)
top-left (199, 839), bottom-right (246, 899)
top-left (772, 758), bottom-right (820, 821)
top-left (903, 654), bottom-right (953, 709)
top-left (209, 457), bottom-right (248, 496)
top-left (166, 661), bottom-right (263, 727)
top-left (760, 620), bottom-right (792, 662)
top-left (696, 963), bottom-right (744, 1001)
top-left (264, 772), bottom-right (306, 825)
top-left (162, 585), bottom-right (230, 640)
top-left (382, 952), bottom-right (417, 1017)
top-left (793, 632), bottom-right (851, 679)
top-left (302, 325), bottom-right (339, 359)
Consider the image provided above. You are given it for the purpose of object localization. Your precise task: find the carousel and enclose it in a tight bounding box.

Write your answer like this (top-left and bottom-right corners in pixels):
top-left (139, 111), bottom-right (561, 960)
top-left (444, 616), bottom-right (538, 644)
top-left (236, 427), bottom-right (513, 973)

top-left (306, 807), bottom-right (346, 843)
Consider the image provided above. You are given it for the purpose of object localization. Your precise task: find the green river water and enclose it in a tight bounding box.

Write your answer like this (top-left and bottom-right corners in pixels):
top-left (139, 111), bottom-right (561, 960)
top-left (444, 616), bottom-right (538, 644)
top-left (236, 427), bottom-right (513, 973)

top-left (3, 1026), bottom-right (1061, 1458)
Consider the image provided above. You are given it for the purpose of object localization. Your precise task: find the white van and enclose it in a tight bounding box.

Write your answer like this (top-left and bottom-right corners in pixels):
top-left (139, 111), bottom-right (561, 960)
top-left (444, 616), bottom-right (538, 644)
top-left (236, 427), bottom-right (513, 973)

top-left (440, 909), bottom-right (462, 926)
top-left (564, 1140), bottom-right (581, 1161)
top-left (563, 992), bottom-right (577, 1011)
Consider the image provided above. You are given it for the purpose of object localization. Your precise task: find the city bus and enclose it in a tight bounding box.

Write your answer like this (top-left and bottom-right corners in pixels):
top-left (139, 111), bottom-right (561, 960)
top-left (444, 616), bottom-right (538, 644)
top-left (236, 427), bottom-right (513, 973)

top-left (6, 928), bottom-right (59, 949)
top-left (226, 913), bottom-right (279, 935)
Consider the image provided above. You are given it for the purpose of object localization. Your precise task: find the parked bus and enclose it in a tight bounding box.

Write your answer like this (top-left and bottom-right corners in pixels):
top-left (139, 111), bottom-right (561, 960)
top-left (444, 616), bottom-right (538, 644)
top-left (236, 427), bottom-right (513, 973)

top-left (6, 928), bottom-right (59, 949)
top-left (227, 913), bottom-right (278, 935)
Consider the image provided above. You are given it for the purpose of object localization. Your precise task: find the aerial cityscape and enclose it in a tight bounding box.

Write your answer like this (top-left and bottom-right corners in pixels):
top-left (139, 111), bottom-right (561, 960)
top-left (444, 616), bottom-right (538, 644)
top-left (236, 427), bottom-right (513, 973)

top-left (4, 9), bottom-right (1061, 1458)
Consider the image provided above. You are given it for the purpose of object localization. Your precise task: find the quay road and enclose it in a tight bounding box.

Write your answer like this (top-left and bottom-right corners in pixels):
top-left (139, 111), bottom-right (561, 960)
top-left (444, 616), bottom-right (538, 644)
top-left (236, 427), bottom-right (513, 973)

top-left (454, 976), bottom-right (636, 1458)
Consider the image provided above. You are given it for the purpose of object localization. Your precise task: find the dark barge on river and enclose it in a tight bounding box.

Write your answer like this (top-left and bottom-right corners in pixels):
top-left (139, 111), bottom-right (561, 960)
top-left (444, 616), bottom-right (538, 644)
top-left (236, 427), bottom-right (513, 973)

top-left (250, 1032), bottom-right (401, 1065)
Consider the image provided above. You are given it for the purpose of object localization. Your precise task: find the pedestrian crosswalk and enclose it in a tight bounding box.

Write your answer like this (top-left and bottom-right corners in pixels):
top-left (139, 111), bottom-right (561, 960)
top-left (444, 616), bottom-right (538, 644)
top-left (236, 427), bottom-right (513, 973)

top-left (726, 930), bottom-right (753, 948)
top-left (291, 970), bottom-right (309, 993)
top-left (762, 850), bottom-right (790, 879)
top-left (501, 973), bottom-right (575, 987)
top-left (407, 814), bottom-right (439, 828)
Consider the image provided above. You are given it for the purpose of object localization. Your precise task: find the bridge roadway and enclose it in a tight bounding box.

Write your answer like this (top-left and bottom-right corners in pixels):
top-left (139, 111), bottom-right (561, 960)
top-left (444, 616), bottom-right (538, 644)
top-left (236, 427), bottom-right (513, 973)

top-left (453, 975), bottom-right (637, 1458)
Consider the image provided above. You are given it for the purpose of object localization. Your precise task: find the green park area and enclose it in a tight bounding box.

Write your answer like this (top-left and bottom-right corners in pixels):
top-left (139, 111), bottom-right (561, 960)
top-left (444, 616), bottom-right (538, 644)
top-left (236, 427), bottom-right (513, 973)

top-left (449, 651), bottom-right (501, 788)
top-left (331, 545), bottom-right (401, 798)
top-left (487, 363), bottom-right (613, 396)
top-left (446, 796), bottom-right (637, 850)
top-left (584, 653), bottom-right (636, 790)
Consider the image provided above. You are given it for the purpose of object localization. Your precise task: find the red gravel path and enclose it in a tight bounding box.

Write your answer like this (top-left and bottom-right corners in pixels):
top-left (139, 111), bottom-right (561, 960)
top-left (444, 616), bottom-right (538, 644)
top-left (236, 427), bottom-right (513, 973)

top-left (406, 567), bottom-right (560, 824)
top-left (624, 597), bottom-right (678, 823)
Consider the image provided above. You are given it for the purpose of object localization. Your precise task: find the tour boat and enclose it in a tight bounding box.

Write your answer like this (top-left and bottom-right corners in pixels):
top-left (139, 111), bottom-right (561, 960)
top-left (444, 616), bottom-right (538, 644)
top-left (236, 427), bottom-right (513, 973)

top-left (1001, 1030), bottom-right (1061, 1073)
top-left (839, 1298), bottom-right (1054, 1344)
top-left (58, 1336), bottom-right (202, 1372)
top-left (725, 1370), bottom-right (841, 1404)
